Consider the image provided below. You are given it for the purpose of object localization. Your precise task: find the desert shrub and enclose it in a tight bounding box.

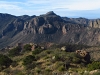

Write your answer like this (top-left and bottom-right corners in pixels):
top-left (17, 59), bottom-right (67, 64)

top-left (60, 52), bottom-right (79, 62)
top-left (25, 62), bottom-right (36, 70)
top-left (58, 66), bottom-right (65, 71)
top-left (72, 57), bottom-right (81, 64)
top-left (48, 44), bottom-right (58, 49)
top-left (35, 50), bottom-right (49, 60)
top-left (8, 46), bottom-right (21, 57)
top-left (0, 54), bottom-right (12, 70)
top-left (11, 61), bottom-right (18, 67)
top-left (36, 68), bottom-right (41, 73)
top-left (64, 52), bottom-right (84, 64)
top-left (23, 55), bottom-right (35, 66)
top-left (54, 54), bottom-right (61, 61)
top-left (51, 54), bottom-right (61, 63)
top-left (80, 62), bottom-right (86, 67)
top-left (54, 44), bottom-right (90, 52)
top-left (45, 68), bottom-right (52, 72)
top-left (23, 44), bottom-right (32, 52)
top-left (16, 72), bottom-right (24, 75)
top-left (32, 48), bottom-right (43, 55)
top-left (87, 61), bottom-right (100, 71)
top-left (45, 50), bottom-right (53, 54)
top-left (23, 55), bottom-right (36, 70)
top-left (7, 70), bottom-right (25, 75)
top-left (44, 56), bottom-right (50, 59)
top-left (64, 44), bottom-right (89, 52)
top-left (55, 62), bottom-right (64, 69)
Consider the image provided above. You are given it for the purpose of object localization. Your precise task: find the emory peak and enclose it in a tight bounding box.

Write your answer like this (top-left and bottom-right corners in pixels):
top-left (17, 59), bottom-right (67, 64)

top-left (45, 11), bottom-right (57, 16)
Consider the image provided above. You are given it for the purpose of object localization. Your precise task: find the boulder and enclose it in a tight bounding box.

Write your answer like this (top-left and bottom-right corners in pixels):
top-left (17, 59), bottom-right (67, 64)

top-left (61, 46), bottom-right (66, 51)
top-left (76, 50), bottom-right (87, 57)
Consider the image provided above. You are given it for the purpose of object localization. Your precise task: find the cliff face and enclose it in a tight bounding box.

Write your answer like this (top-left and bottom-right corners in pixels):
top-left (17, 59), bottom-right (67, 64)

top-left (89, 19), bottom-right (100, 28)
top-left (0, 11), bottom-right (100, 48)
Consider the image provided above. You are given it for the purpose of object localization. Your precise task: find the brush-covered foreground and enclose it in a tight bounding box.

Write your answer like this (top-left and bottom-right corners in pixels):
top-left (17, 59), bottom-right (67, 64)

top-left (0, 44), bottom-right (100, 75)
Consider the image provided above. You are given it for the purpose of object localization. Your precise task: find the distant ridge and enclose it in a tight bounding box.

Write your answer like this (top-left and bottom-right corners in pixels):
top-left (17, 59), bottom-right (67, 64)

top-left (0, 11), bottom-right (100, 48)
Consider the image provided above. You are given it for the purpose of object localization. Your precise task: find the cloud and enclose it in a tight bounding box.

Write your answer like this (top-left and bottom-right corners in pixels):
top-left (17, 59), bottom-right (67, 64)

top-left (0, 4), bottom-right (21, 10)
top-left (0, 1), bottom-right (22, 10)
top-left (1, 0), bottom-right (100, 11)
top-left (27, 0), bottom-right (50, 4)
top-left (25, 0), bottom-right (100, 10)
top-left (67, 0), bottom-right (100, 10)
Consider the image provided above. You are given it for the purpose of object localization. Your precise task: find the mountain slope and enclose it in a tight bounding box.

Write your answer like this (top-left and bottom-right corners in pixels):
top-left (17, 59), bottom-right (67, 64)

top-left (0, 11), bottom-right (100, 48)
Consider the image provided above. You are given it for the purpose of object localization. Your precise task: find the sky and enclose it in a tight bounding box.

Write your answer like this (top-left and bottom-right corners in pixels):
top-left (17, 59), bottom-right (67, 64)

top-left (0, 0), bottom-right (100, 19)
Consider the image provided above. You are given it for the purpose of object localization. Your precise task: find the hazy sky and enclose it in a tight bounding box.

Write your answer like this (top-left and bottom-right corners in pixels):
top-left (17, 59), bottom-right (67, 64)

top-left (0, 0), bottom-right (100, 19)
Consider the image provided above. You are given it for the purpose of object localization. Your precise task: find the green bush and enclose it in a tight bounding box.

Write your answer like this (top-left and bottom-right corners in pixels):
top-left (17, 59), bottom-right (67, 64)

top-left (23, 55), bottom-right (35, 66)
top-left (54, 44), bottom-right (90, 52)
top-left (11, 61), bottom-right (18, 67)
top-left (87, 61), bottom-right (100, 71)
top-left (23, 44), bottom-right (32, 52)
top-left (0, 54), bottom-right (12, 70)
top-left (55, 62), bottom-right (64, 69)
top-left (24, 62), bottom-right (36, 70)
top-left (36, 68), bottom-right (41, 73)
top-left (72, 57), bottom-right (81, 64)
top-left (35, 50), bottom-right (49, 60)
top-left (45, 50), bottom-right (52, 54)
top-left (58, 66), bottom-right (65, 71)
top-left (16, 72), bottom-right (24, 75)
top-left (45, 68), bottom-right (52, 72)
top-left (54, 54), bottom-right (60, 61)
top-left (32, 48), bottom-right (42, 55)
top-left (8, 46), bottom-right (21, 57)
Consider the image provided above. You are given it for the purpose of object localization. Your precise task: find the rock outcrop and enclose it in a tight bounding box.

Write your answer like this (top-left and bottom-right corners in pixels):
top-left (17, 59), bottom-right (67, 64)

top-left (89, 19), bottom-right (100, 28)
top-left (76, 50), bottom-right (88, 57)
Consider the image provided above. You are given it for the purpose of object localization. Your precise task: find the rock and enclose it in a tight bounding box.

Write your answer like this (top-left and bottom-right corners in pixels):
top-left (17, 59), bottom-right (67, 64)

top-left (63, 72), bottom-right (70, 75)
top-left (31, 44), bottom-right (38, 51)
top-left (39, 24), bottom-right (55, 34)
top-left (89, 69), bottom-right (100, 75)
top-left (89, 19), bottom-right (100, 28)
top-left (62, 25), bottom-right (67, 34)
top-left (33, 17), bottom-right (45, 26)
top-left (76, 50), bottom-right (87, 57)
top-left (52, 56), bottom-right (56, 60)
top-left (61, 46), bottom-right (66, 51)
top-left (41, 46), bottom-right (45, 50)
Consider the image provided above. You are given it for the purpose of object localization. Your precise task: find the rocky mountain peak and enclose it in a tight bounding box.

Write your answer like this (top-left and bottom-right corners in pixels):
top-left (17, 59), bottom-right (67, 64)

top-left (45, 11), bottom-right (57, 16)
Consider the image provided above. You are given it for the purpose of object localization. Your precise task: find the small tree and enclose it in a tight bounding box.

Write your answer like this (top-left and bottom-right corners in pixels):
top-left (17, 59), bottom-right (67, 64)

top-left (23, 55), bottom-right (35, 66)
top-left (8, 46), bottom-right (21, 57)
top-left (32, 48), bottom-right (42, 55)
top-left (87, 61), bottom-right (100, 71)
top-left (23, 44), bottom-right (32, 52)
top-left (0, 54), bottom-right (12, 70)
top-left (23, 55), bottom-right (36, 69)
top-left (58, 66), bottom-right (65, 71)
top-left (72, 57), bottom-right (81, 64)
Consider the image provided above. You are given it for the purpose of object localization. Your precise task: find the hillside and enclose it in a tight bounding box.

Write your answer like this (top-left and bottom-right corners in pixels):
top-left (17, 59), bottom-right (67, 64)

top-left (0, 44), bottom-right (100, 75)
top-left (1, 11), bottom-right (100, 48)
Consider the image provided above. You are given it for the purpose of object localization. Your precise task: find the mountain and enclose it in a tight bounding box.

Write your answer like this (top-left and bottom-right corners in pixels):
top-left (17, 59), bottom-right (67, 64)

top-left (0, 11), bottom-right (100, 48)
